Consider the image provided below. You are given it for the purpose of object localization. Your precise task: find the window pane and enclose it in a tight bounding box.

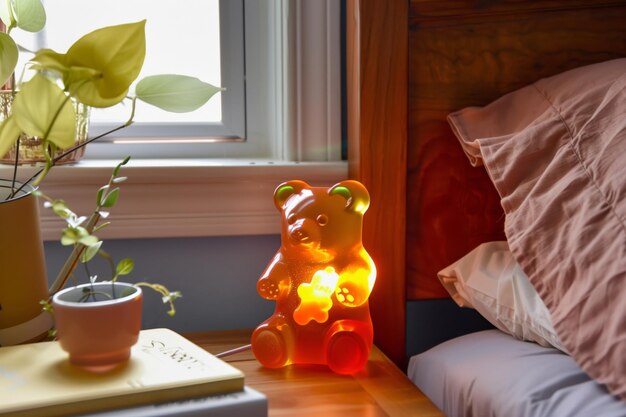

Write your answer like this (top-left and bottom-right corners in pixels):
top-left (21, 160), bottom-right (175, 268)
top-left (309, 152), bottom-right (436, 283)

top-left (15, 0), bottom-right (222, 124)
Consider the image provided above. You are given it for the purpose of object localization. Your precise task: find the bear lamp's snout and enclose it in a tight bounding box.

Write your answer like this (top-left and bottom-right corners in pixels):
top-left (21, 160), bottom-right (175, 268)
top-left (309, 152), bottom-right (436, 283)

top-left (288, 219), bottom-right (321, 246)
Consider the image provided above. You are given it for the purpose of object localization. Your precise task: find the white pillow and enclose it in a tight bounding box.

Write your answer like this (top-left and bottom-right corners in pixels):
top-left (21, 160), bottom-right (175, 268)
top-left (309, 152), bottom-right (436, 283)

top-left (438, 241), bottom-right (566, 352)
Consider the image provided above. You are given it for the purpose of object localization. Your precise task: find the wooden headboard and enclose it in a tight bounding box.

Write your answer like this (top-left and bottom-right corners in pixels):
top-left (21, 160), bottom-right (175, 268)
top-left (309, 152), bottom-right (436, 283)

top-left (347, 0), bottom-right (626, 366)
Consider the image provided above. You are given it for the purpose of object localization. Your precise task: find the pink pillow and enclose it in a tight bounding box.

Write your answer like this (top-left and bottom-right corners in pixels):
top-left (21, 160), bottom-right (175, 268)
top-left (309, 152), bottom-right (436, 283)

top-left (448, 58), bottom-right (626, 400)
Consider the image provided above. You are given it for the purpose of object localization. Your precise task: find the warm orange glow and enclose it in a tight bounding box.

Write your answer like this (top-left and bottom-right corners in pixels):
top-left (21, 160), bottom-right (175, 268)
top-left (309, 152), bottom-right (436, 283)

top-left (294, 267), bottom-right (339, 325)
top-left (252, 180), bottom-right (376, 374)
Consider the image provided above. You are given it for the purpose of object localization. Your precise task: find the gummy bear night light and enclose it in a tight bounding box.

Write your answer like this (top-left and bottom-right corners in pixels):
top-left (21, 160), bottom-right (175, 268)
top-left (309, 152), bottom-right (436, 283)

top-left (251, 180), bottom-right (376, 374)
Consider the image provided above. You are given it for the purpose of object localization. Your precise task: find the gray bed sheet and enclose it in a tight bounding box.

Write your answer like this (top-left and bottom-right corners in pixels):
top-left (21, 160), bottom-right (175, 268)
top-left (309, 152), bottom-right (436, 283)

top-left (408, 329), bottom-right (626, 417)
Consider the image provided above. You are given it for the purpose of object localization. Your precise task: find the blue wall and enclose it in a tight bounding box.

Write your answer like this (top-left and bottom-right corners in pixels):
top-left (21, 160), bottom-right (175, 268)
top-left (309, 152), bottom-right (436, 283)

top-left (44, 235), bottom-right (280, 332)
top-left (405, 299), bottom-right (493, 358)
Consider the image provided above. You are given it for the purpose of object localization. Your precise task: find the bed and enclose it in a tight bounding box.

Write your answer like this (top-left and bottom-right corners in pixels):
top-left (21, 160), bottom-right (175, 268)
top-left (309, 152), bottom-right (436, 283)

top-left (346, 0), bottom-right (626, 416)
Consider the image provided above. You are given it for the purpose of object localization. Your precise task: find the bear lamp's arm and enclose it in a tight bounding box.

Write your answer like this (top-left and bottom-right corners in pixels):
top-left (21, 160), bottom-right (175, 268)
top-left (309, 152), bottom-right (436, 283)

top-left (257, 254), bottom-right (290, 300)
top-left (334, 252), bottom-right (377, 307)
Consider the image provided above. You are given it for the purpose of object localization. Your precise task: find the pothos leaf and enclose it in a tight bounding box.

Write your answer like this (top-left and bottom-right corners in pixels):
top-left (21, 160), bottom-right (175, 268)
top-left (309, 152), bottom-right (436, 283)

top-left (60, 227), bottom-right (80, 245)
top-left (78, 234), bottom-right (99, 247)
top-left (100, 187), bottom-right (120, 208)
top-left (0, 32), bottom-right (18, 86)
top-left (112, 155), bottom-right (130, 176)
top-left (93, 221), bottom-right (111, 233)
top-left (96, 184), bottom-right (109, 207)
top-left (81, 241), bottom-right (102, 263)
top-left (0, 115), bottom-right (22, 159)
top-left (30, 48), bottom-right (68, 74)
top-left (12, 74), bottom-right (76, 149)
top-left (13, 0), bottom-right (45, 32)
top-left (65, 20), bottom-right (146, 108)
top-left (135, 74), bottom-right (222, 113)
top-left (51, 200), bottom-right (70, 218)
top-left (116, 258), bottom-right (134, 276)
top-left (0, 0), bottom-right (16, 28)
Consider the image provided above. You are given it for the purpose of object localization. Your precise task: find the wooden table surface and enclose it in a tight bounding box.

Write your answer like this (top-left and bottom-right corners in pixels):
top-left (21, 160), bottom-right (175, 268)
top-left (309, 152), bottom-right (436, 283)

top-left (186, 329), bottom-right (445, 417)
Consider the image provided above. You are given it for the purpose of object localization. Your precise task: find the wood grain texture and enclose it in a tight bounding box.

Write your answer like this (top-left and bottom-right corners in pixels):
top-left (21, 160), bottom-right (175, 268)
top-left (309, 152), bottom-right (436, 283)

top-left (188, 329), bottom-right (445, 417)
top-left (346, 0), bottom-right (409, 367)
top-left (410, 0), bottom-right (626, 21)
top-left (407, 0), bottom-right (626, 298)
top-left (407, 123), bottom-right (505, 299)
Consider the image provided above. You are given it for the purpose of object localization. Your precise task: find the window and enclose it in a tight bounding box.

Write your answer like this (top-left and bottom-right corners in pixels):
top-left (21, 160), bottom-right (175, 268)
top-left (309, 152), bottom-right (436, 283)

top-left (40, 0), bottom-right (224, 126)
top-left (12, 0), bottom-right (342, 162)
top-left (7, 0), bottom-right (347, 239)
top-left (13, 0), bottom-right (246, 157)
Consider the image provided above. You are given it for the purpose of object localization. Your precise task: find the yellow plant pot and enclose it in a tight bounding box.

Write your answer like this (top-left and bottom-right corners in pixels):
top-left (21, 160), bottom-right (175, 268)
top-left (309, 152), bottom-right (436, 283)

top-left (0, 90), bottom-right (90, 165)
top-left (0, 180), bottom-right (52, 346)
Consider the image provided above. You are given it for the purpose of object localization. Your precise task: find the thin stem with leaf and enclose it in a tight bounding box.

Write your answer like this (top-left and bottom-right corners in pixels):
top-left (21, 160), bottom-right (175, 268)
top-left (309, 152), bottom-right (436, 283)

top-left (40, 157), bottom-right (181, 316)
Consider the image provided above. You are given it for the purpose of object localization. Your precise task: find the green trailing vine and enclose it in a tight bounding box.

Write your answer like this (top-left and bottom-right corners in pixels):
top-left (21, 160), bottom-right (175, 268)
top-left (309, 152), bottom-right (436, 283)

top-left (37, 157), bottom-right (182, 316)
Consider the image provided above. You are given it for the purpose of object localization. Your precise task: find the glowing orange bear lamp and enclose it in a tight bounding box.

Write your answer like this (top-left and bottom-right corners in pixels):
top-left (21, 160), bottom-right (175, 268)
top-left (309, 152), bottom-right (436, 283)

top-left (251, 180), bottom-right (376, 374)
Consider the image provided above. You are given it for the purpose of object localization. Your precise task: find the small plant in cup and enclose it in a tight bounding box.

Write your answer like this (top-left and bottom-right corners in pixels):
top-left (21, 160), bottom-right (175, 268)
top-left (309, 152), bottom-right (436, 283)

top-left (37, 157), bottom-right (181, 369)
top-left (38, 156), bottom-right (181, 317)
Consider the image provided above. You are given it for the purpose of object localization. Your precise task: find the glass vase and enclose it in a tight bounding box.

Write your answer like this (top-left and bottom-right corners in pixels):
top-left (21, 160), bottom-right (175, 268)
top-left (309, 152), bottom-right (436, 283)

top-left (0, 90), bottom-right (90, 165)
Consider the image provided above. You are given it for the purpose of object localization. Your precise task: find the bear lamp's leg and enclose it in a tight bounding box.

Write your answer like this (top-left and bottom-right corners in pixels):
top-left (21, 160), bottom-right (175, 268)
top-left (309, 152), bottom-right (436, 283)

top-left (251, 316), bottom-right (293, 368)
top-left (324, 319), bottom-right (373, 374)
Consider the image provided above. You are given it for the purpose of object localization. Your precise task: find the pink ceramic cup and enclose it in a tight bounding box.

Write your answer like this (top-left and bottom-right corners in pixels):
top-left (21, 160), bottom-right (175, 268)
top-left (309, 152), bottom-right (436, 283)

top-left (52, 282), bottom-right (143, 371)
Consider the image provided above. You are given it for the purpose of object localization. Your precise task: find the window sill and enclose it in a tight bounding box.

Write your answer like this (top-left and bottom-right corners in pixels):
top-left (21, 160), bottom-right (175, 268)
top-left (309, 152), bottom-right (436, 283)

top-left (1, 159), bottom-right (348, 241)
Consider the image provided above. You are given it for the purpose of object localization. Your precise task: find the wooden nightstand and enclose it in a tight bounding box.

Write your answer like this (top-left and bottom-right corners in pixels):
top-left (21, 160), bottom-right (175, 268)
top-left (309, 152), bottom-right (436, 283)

top-left (186, 330), bottom-right (445, 417)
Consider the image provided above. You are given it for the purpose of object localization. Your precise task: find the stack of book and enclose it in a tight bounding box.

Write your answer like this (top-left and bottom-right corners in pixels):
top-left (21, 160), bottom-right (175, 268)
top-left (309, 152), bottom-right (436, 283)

top-left (0, 328), bottom-right (267, 417)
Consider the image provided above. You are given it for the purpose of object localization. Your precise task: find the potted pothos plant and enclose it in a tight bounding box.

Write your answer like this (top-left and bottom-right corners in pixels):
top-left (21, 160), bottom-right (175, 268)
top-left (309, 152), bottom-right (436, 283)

top-left (0, 3), bottom-right (221, 187)
top-left (39, 157), bottom-right (181, 370)
top-left (0, 0), bottom-right (220, 347)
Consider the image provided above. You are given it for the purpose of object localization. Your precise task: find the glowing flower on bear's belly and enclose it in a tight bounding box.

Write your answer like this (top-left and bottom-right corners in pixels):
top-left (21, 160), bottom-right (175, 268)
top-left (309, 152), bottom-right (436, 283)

top-left (293, 267), bottom-right (339, 325)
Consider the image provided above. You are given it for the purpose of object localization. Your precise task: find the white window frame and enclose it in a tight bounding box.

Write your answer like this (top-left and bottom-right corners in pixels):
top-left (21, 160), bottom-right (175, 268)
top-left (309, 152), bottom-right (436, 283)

top-left (0, 0), bottom-right (348, 240)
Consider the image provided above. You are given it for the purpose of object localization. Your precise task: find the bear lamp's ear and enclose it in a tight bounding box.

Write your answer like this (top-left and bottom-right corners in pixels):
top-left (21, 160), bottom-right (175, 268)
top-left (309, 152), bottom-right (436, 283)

top-left (328, 180), bottom-right (370, 214)
top-left (274, 180), bottom-right (309, 210)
